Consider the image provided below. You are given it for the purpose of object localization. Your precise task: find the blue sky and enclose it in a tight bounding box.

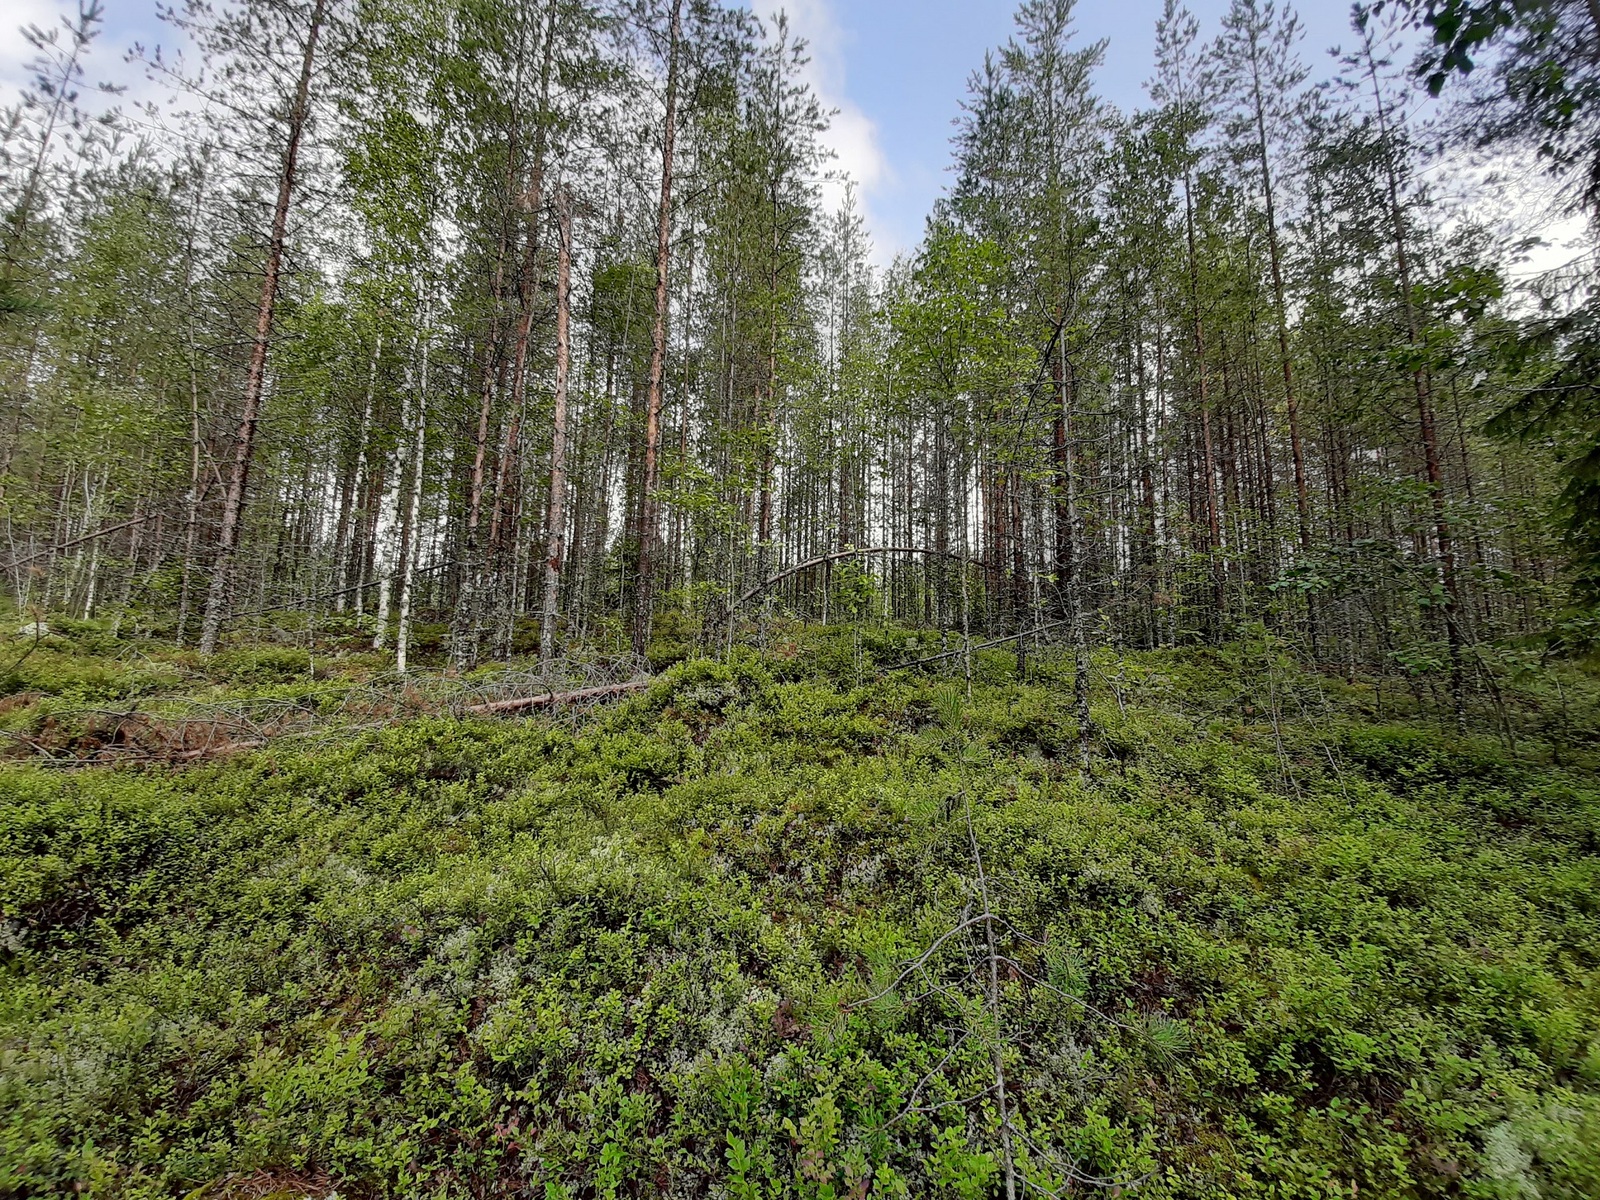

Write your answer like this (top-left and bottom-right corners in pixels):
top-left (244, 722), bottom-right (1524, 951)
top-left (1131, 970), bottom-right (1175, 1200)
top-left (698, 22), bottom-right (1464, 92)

top-left (2, 0), bottom-right (1370, 259)
top-left (11, 0), bottom-right (1577, 271)
top-left (775, 0), bottom-right (1367, 260)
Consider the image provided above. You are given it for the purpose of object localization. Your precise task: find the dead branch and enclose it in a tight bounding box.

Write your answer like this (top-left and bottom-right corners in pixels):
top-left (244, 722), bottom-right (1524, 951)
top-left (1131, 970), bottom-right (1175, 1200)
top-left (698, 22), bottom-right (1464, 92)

top-left (169, 738), bottom-right (268, 762)
top-left (465, 680), bottom-right (650, 715)
top-left (844, 910), bottom-right (988, 1009)
top-left (0, 516), bottom-right (155, 572)
top-left (892, 620), bottom-right (1074, 671)
top-left (729, 546), bottom-right (984, 615)
top-left (1, 667), bottom-right (656, 767)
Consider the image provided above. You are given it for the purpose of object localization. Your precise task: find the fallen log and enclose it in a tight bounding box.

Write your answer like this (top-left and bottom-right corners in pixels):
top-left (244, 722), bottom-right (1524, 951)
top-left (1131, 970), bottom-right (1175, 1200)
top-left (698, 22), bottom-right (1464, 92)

top-left (466, 680), bottom-right (650, 716)
top-left (0, 680), bottom-right (657, 766)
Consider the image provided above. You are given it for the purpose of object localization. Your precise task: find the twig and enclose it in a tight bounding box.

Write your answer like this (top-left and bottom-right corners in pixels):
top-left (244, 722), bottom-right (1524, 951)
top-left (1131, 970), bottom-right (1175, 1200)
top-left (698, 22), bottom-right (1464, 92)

top-left (465, 680), bottom-right (649, 715)
top-left (872, 1032), bottom-right (975, 1130)
top-left (729, 547), bottom-right (984, 615)
top-left (1011, 1125), bottom-right (1156, 1194)
top-left (843, 912), bottom-right (988, 1009)
top-left (994, 955), bottom-right (1133, 1033)
top-left (169, 738), bottom-right (268, 761)
top-left (0, 515), bottom-right (154, 572)
top-left (893, 621), bottom-right (1074, 671)
top-left (0, 617), bottom-right (45, 677)
top-left (0, 728), bottom-right (55, 760)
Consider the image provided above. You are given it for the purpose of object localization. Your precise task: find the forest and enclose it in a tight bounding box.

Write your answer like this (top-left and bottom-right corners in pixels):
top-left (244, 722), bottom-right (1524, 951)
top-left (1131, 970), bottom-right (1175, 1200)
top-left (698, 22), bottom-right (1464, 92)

top-left (2, 0), bottom-right (1600, 1194)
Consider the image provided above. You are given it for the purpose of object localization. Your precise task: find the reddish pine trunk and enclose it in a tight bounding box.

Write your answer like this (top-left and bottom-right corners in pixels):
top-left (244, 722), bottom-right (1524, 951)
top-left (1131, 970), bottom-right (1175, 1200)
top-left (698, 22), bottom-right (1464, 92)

top-left (199, 0), bottom-right (329, 654)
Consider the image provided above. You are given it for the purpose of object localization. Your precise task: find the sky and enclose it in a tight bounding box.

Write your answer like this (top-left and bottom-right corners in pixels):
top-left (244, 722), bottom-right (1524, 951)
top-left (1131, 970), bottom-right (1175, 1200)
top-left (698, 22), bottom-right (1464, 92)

top-left (0, 0), bottom-right (1588, 271)
top-left (771, 0), bottom-right (1366, 262)
top-left (0, 0), bottom-right (1378, 255)
top-left (0, 0), bottom-right (186, 153)
top-left (1, 0), bottom-right (157, 93)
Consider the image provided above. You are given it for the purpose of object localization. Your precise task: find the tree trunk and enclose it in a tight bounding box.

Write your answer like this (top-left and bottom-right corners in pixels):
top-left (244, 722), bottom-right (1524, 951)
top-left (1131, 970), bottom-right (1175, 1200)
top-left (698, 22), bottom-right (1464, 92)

top-left (1183, 174), bottom-right (1225, 632)
top-left (1062, 380), bottom-right (1092, 775)
top-left (540, 188), bottom-right (574, 667)
top-left (1361, 23), bottom-right (1465, 719)
top-left (491, 2), bottom-right (559, 658)
top-left (199, 0), bottom-right (329, 655)
top-left (757, 179), bottom-right (781, 591)
top-left (336, 333), bottom-right (381, 613)
top-left (456, 43), bottom-right (532, 670)
top-left (175, 354), bottom-right (205, 647)
top-left (1247, 53), bottom-right (1312, 556)
top-left (633, 0), bottom-right (683, 659)
top-left (396, 325), bottom-right (431, 675)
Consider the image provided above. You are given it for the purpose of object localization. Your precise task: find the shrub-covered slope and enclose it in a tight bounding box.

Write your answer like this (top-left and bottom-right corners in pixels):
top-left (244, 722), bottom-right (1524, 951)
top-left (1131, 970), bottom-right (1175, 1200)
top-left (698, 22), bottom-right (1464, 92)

top-left (3, 647), bottom-right (1599, 1198)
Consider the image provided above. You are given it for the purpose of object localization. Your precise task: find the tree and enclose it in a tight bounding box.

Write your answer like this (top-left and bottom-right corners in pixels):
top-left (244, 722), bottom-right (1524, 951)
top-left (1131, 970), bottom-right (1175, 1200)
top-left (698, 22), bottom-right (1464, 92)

top-left (1212, 0), bottom-right (1315, 561)
top-left (1152, 1), bottom-right (1227, 631)
top-left (1371, 0), bottom-right (1600, 211)
top-left (196, 0), bottom-right (339, 655)
top-left (1, 0), bottom-right (116, 275)
top-left (632, 0), bottom-right (684, 659)
top-left (1342, 7), bottom-right (1468, 710)
top-left (540, 185), bottom-right (574, 665)
top-left (0, 0), bottom-right (1576, 735)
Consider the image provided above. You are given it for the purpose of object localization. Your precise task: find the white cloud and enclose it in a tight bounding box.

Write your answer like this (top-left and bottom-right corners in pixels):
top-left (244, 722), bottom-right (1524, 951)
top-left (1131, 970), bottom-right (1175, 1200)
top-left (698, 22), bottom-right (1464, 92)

top-left (757, 0), bottom-right (896, 266)
top-left (0, 0), bottom-right (69, 93)
top-left (1428, 147), bottom-right (1598, 307)
top-left (2, 0), bottom-right (178, 126)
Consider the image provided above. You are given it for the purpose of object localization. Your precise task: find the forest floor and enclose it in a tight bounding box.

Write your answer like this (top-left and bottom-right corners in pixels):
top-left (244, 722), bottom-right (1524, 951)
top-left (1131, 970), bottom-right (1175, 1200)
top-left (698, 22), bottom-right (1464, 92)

top-left (2, 622), bottom-right (1600, 1199)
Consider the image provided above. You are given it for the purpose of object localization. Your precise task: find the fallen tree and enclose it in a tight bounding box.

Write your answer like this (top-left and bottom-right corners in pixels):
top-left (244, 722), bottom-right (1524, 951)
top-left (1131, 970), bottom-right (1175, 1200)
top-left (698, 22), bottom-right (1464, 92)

top-left (464, 680), bottom-right (651, 715)
top-left (2, 675), bottom-right (656, 767)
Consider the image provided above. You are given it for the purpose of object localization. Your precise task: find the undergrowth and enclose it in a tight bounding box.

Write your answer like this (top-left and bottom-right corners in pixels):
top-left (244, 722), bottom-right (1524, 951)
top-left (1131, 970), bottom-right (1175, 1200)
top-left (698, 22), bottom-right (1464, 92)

top-left (2, 634), bottom-right (1599, 1198)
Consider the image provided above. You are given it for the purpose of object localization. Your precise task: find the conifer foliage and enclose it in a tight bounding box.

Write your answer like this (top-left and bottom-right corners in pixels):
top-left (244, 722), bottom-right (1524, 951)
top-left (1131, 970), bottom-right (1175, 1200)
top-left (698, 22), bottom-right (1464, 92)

top-left (0, 0), bottom-right (1593, 692)
top-left (3, 1), bottom-right (1600, 1195)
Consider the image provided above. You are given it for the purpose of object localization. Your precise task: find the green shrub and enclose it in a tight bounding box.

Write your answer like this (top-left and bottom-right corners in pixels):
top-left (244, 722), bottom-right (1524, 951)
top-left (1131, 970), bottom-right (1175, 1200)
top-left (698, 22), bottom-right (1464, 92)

top-left (2, 643), bottom-right (1598, 1197)
top-left (208, 648), bottom-right (315, 685)
top-left (1344, 723), bottom-right (1513, 784)
top-left (0, 646), bottom-right (183, 702)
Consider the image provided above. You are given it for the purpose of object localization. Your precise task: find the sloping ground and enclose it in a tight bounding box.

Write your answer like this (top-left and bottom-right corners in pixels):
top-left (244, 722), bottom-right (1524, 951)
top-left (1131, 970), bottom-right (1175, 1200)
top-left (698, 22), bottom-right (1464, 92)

top-left (0, 635), bottom-right (650, 765)
top-left (2, 647), bottom-right (1599, 1198)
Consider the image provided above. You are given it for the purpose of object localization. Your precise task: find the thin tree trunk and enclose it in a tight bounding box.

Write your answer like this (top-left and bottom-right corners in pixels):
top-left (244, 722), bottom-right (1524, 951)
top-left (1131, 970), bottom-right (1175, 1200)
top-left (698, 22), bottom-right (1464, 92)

top-left (1183, 174), bottom-right (1225, 632)
top-left (1063, 373), bottom-right (1092, 775)
top-left (1052, 340), bottom-right (1070, 617)
top-left (540, 188), bottom-right (574, 668)
top-left (757, 179), bottom-right (781, 590)
top-left (1360, 23), bottom-right (1464, 718)
top-left (199, 0), bottom-right (330, 654)
top-left (491, 3), bottom-right (558, 658)
top-left (337, 333), bottom-right (381, 613)
top-left (396, 327), bottom-right (431, 675)
top-left (633, 0), bottom-right (683, 659)
top-left (176, 354), bottom-right (205, 647)
top-left (1247, 52), bottom-right (1312, 556)
top-left (456, 37), bottom-right (532, 670)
